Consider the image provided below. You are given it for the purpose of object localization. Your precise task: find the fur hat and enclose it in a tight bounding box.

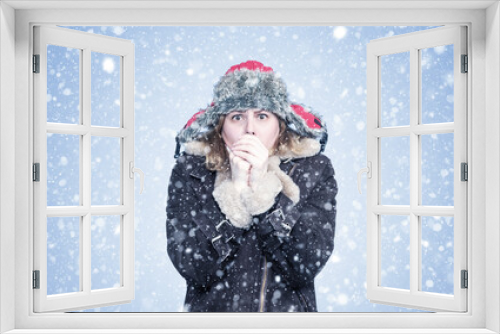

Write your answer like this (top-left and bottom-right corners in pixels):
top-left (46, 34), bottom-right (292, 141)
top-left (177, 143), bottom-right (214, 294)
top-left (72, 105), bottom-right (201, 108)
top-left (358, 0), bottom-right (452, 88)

top-left (175, 60), bottom-right (328, 157)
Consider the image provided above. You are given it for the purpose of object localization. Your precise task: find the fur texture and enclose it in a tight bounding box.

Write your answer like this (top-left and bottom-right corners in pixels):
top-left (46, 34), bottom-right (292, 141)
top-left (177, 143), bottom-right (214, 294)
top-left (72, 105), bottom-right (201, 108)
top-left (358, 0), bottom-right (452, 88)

top-left (176, 63), bottom-right (328, 147)
top-left (177, 69), bottom-right (290, 144)
top-left (241, 170), bottom-right (283, 216)
top-left (212, 168), bottom-right (284, 229)
top-left (276, 138), bottom-right (321, 161)
top-left (212, 176), bottom-right (253, 229)
top-left (183, 140), bottom-right (212, 157)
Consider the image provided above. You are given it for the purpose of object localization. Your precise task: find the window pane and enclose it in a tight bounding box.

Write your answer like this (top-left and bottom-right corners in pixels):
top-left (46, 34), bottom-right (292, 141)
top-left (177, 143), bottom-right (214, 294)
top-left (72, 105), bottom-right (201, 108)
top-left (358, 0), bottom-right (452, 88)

top-left (47, 133), bottom-right (80, 206)
top-left (421, 133), bottom-right (454, 206)
top-left (380, 136), bottom-right (410, 205)
top-left (421, 45), bottom-right (454, 124)
top-left (380, 215), bottom-right (410, 290)
top-left (91, 215), bottom-right (121, 290)
top-left (47, 45), bottom-right (80, 124)
top-left (91, 52), bottom-right (121, 127)
top-left (91, 136), bottom-right (121, 205)
top-left (380, 52), bottom-right (410, 127)
top-left (47, 216), bottom-right (80, 295)
top-left (421, 216), bottom-right (454, 295)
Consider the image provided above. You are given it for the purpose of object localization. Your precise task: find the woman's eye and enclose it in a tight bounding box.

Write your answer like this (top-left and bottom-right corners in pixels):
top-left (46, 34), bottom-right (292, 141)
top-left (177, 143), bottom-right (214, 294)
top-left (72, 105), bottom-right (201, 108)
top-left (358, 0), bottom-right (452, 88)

top-left (258, 113), bottom-right (268, 120)
top-left (231, 114), bottom-right (242, 121)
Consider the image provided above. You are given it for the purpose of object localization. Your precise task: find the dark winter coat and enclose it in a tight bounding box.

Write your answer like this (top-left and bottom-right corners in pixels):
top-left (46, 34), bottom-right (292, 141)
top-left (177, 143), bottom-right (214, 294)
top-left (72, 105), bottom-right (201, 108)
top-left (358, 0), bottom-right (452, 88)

top-left (166, 148), bottom-right (337, 312)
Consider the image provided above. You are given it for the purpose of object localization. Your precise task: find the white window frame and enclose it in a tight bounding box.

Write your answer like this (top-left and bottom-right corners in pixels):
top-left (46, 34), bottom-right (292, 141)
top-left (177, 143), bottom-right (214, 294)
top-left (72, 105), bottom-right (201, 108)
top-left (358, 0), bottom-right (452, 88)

top-left (365, 26), bottom-right (468, 312)
top-left (32, 25), bottom-right (136, 312)
top-left (1, 1), bottom-right (499, 333)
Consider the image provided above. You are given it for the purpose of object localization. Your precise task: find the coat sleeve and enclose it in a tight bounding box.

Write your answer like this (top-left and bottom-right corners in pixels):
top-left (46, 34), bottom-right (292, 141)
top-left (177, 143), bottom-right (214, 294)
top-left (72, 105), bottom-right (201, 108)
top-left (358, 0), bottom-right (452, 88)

top-left (257, 155), bottom-right (337, 288)
top-left (166, 158), bottom-right (244, 289)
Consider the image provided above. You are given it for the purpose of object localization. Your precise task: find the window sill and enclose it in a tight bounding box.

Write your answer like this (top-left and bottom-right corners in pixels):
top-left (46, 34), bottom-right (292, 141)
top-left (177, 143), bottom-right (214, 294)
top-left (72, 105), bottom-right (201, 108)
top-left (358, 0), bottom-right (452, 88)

top-left (3, 329), bottom-right (498, 334)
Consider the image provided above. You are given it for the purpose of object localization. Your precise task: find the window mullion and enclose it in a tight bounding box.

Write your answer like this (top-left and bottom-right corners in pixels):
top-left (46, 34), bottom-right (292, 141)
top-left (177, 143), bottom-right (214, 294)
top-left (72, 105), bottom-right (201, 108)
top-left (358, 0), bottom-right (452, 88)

top-left (373, 205), bottom-right (454, 216)
top-left (372, 124), bottom-right (455, 138)
top-left (81, 214), bottom-right (90, 293)
top-left (45, 123), bottom-right (131, 137)
top-left (122, 51), bottom-right (135, 293)
top-left (82, 47), bottom-right (92, 294)
top-left (409, 46), bottom-right (420, 294)
top-left (82, 47), bottom-right (91, 207)
top-left (78, 48), bottom-right (85, 294)
top-left (365, 47), bottom-right (379, 296)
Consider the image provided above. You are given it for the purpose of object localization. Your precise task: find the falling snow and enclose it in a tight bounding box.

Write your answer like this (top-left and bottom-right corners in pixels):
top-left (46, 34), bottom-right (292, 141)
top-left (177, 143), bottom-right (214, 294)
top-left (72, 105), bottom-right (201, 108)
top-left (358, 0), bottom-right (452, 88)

top-left (46, 25), bottom-right (452, 313)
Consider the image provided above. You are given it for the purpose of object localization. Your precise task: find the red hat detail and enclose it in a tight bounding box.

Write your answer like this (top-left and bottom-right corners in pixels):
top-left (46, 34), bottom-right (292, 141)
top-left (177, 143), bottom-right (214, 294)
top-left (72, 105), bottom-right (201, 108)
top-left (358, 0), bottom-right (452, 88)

top-left (225, 60), bottom-right (274, 75)
top-left (184, 102), bottom-right (215, 128)
top-left (291, 104), bottom-right (322, 130)
top-left (185, 109), bottom-right (206, 128)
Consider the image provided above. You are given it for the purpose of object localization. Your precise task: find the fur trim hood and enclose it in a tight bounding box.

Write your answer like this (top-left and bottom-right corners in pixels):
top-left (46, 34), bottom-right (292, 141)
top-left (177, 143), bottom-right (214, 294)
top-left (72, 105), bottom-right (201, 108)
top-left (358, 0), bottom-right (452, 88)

top-left (174, 60), bottom-right (328, 158)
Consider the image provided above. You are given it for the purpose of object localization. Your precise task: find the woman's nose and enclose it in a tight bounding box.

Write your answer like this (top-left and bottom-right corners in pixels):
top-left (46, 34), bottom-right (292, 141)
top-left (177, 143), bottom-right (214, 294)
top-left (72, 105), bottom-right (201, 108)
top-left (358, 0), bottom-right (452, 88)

top-left (245, 117), bottom-right (255, 135)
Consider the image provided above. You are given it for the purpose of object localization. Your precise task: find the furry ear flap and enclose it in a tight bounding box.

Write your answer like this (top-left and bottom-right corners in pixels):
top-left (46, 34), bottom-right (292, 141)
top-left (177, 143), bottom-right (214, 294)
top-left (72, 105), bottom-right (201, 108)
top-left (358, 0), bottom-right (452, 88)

top-left (277, 137), bottom-right (321, 160)
top-left (184, 141), bottom-right (212, 156)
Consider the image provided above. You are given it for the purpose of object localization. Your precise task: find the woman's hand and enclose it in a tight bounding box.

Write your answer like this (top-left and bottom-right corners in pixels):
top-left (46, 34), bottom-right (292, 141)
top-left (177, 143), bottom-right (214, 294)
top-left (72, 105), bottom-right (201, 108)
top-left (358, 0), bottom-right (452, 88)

top-left (226, 145), bottom-right (251, 191)
top-left (230, 134), bottom-right (270, 187)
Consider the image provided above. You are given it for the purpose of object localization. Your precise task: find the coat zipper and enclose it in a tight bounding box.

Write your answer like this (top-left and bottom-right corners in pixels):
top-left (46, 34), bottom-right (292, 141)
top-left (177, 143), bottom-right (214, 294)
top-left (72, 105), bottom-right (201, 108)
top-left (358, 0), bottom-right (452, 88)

top-left (297, 290), bottom-right (308, 311)
top-left (259, 257), bottom-right (268, 312)
top-left (288, 163), bottom-right (298, 177)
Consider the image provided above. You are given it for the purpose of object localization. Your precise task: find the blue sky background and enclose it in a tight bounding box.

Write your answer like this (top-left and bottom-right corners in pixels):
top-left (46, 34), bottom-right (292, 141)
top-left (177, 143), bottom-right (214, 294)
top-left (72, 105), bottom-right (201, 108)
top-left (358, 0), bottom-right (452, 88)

top-left (45, 25), bottom-right (455, 312)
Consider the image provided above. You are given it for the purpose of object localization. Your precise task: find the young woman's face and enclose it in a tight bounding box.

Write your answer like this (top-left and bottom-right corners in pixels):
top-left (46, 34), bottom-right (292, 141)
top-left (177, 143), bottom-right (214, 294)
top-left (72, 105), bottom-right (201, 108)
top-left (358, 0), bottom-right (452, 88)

top-left (221, 108), bottom-right (280, 150)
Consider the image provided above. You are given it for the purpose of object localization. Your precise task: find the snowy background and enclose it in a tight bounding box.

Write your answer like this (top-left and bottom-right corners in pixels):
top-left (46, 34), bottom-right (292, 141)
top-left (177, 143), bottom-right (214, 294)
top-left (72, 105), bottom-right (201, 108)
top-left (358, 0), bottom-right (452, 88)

top-left (45, 25), bottom-right (455, 312)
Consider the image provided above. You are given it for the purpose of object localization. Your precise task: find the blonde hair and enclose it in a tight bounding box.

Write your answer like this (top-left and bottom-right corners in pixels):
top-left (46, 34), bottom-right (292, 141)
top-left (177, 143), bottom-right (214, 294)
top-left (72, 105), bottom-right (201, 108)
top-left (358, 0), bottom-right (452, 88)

top-left (201, 116), bottom-right (303, 172)
top-left (203, 117), bottom-right (230, 172)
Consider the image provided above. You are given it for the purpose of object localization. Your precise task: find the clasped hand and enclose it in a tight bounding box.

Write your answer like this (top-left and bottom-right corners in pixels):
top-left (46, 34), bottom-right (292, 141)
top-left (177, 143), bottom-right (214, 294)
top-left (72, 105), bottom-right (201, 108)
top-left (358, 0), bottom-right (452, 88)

top-left (226, 134), bottom-right (270, 190)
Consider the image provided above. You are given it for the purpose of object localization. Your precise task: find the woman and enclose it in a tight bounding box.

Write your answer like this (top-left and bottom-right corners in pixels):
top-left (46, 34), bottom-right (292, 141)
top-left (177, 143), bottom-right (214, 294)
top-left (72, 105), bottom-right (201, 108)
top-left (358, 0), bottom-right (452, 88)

top-left (166, 60), bottom-right (337, 312)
